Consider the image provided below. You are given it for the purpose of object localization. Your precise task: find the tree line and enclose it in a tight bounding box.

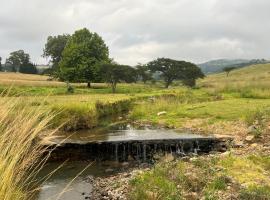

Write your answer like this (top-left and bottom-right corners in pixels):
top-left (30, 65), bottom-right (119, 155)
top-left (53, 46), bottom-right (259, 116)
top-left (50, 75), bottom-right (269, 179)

top-left (1, 28), bottom-right (205, 92)
top-left (0, 50), bottom-right (38, 74)
top-left (43, 28), bottom-right (204, 92)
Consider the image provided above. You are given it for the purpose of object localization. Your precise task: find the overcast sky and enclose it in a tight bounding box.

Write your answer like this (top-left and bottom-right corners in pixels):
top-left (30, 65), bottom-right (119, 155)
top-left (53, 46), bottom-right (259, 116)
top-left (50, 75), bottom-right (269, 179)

top-left (0, 0), bottom-right (270, 65)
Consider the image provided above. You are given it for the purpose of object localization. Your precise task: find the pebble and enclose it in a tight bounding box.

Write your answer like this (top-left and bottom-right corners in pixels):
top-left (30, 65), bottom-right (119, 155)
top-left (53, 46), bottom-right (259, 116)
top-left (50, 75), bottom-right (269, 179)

top-left (245, 135), bottom-right (255, 142)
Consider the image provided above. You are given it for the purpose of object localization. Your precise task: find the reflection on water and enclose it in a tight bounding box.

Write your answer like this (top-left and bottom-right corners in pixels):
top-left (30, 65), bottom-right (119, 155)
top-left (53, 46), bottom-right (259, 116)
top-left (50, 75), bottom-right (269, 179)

top-left (36, 161), bottom-right (125, 200)
top-left (51, 124), bottom-right (211, 144)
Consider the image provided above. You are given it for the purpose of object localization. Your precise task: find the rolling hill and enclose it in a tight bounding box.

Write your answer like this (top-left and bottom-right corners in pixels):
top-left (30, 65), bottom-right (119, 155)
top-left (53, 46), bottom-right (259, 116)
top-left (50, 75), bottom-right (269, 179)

top-left (198, 59), bottom-right (269, 74)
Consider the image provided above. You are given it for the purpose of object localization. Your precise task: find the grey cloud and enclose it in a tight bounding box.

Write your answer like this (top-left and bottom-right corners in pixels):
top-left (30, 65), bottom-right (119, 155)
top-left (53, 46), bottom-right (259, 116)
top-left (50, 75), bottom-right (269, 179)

top-left (0, 0), bottom-right (269, 65)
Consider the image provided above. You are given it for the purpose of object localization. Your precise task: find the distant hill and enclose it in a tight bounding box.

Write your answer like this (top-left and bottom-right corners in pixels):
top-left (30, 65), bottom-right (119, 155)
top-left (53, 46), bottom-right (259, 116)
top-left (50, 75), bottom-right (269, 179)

top-left (198, 59), bottom-right (269, 74)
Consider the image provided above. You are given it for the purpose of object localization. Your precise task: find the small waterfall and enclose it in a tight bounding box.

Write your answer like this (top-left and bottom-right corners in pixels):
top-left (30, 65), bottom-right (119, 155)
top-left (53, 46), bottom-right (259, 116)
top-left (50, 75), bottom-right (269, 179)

top-left (123, 144), bottom-right (126, 160)
top-left (48, 137), bottom-right (227, 162)
top-left (143, 144), bottom-right (147, 162)
top-left (115, 143), bottom-right (118, 161)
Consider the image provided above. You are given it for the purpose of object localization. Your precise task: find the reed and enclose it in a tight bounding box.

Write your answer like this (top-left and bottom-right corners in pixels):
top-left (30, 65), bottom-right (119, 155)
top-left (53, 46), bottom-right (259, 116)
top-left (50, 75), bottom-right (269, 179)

top-left (0, 96), bottom-right (56, 200)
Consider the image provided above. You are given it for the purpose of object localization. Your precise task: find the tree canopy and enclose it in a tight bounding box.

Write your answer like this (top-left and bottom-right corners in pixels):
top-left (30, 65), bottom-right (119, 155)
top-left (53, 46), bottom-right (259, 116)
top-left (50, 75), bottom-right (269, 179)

top-left (135, 64), bottom-right (152, 84)
top-left (19, 63), bottom-right (37, 74)
top-left (5, 50), bottom-right (36, 74)
top-left (223, 66), bottom-right (236, 77)
top-left (6, 50), bottom-right (30, 72)
top-left (100, 63), bottom-right (137, 93)
top-left (0, 57), bottom-right (2, 71)
top-left (147, 58), bottom-right (204, 88)
top-left (59, 28), bottom-right (109, 87)
top-left (43, 34), bottom-right (70, 75)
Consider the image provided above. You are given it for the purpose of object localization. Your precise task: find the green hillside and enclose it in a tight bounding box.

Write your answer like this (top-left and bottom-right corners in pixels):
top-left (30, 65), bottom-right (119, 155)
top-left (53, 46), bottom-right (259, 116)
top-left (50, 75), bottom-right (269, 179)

top-left (198, 59), bottom-right (269, 74)
top-left (200, 63), bottom-right (270, 98)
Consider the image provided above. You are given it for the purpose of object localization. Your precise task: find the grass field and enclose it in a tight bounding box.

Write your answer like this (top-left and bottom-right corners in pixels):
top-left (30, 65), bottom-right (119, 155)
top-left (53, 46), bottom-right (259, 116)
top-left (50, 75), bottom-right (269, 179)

top-left (1, 64), bottom-right (270, 199)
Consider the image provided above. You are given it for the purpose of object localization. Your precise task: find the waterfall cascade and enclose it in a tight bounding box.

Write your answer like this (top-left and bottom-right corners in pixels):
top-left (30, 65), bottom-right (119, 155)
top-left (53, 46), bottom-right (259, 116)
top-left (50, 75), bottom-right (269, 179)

top-left (47, 138), bottom-right (228, 162)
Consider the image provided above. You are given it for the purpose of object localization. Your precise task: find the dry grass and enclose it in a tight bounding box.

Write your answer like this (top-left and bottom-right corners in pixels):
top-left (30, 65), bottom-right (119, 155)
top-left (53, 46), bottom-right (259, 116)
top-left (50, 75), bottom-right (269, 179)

top-left (0, 96), bottom-right (56, 200)
top-left (0, 72), bottom-right (64, 87)
top-left (0, 72), bottom-right (92, 87)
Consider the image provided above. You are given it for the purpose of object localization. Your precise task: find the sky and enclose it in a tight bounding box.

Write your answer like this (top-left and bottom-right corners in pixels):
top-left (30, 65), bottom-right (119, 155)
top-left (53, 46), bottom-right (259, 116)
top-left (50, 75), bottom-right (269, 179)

top-left (0, 0), bottom-right (270, 65)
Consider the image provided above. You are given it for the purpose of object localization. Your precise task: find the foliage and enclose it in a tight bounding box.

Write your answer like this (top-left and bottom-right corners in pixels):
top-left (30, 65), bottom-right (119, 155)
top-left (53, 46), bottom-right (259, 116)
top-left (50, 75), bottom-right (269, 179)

top-left (19, 63), bottom-right (38, 74)
top-left (5, 50), bottom-right (34, 73)
top-left (43, 34), bottom-right (70, 75)
top-left (147, 58), bottom-right (204, 88)
top-left (100, 63), bottom-right (137, 93)
top-left (59, 28), bottom-right (109, 87)
top-left (135, 64), bottom-right (152, 84)
top-left (223, 66), bottom-right (236, 77)
top-left (0, 57), bottom-right (2, 71)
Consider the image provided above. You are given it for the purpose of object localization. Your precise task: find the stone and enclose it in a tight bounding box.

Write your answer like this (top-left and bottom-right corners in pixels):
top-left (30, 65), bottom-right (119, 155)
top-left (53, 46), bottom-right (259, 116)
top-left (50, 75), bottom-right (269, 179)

top-left (157, 111), bottom-right (167, 116)
top-left (245, 135), bottom-right (255, 142)
top-left (251, 143), bottom-right (258, 147)
top-left (233, 141), bottom-right (244, 148)
top-left (105, 168), bottom-right (114, 173)
top-left (220, 151), bottom-right (230, 157)
top-left (247, 125), bottom-right (257, 134)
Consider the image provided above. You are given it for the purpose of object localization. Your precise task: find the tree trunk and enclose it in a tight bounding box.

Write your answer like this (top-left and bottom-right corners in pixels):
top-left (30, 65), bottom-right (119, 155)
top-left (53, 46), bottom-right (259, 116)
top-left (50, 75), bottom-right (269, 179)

top-left (112, 82), bottom-right (117, 93)
top-left (87, 82), bottom-right (91, 88)
top-left (165, 81), bottom-right (170, 88)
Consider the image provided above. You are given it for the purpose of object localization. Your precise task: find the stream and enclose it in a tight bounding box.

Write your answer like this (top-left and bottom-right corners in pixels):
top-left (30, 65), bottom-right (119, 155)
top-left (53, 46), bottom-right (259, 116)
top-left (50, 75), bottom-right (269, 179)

top-left (36, 124), bottom-right (224, 200)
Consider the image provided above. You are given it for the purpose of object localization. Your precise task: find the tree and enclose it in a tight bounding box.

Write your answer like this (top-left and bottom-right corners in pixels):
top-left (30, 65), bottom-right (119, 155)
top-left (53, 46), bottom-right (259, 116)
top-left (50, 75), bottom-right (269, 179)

top-left (0, 57), bottom-right (2, 71)
top-left (19, 63), bottom-right (37, 74)
top-left (181, 63), bottom-right (205, 87)
top-left (100, 63), bottom-right (137, 93)
top-left (5, 50), bottom-right (32, 73)
top-left (223, 67), bottom-right (236, 77)
top-left (43, 34), bottom-right (70, 75)
top-left (147, 58), bottom-right (204, 88)
top-left (59, 28), bottom-right (109, 87)
top-left (135, 64), bottom-right (152, 84)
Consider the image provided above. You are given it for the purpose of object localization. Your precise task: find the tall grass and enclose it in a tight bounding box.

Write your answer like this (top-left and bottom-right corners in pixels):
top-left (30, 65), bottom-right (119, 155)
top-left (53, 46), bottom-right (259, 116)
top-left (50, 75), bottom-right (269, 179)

top-left (0, 97), bottom-right (55, 200)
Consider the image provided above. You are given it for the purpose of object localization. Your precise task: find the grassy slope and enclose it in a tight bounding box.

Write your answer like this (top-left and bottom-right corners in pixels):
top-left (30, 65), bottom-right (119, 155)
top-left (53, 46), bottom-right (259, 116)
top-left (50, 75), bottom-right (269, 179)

top-left (128, 64), bottom-right (270, 199)
top-left (130, 63), bottom-right (270, 132)
top-left (199, 63), bottom-right (270, 98)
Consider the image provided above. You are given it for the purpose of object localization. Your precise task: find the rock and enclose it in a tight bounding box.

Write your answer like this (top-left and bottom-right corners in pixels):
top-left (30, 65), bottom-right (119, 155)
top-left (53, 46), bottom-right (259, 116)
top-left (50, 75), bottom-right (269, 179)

top-left (105, 168), bottom-right (114, 173)
top-left (247, 125), bottom-right (257, 134)
top-left (121, 162), bottom-right (129, 167)
top-left (245, 135), bottom-right (255, 142)
top-left (190, 157), bottom-right (198, 161)
top-left (233, 141), bottom-right (244, 148)
top-left (220, 151), bottom-right (230, 157)
top-left (251, 143), bottom-right (258, 148)
top-left (157, 111), bottom-right (167, 116)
